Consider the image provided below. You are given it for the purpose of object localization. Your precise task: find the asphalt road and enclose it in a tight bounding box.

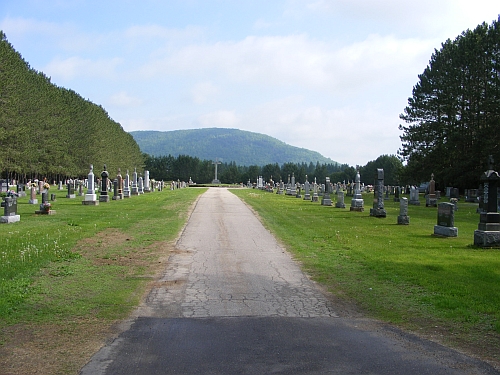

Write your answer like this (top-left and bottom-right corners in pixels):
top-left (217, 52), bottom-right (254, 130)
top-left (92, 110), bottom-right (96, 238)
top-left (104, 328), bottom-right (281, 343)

top-left (80, 188), bottom-right (499, 375)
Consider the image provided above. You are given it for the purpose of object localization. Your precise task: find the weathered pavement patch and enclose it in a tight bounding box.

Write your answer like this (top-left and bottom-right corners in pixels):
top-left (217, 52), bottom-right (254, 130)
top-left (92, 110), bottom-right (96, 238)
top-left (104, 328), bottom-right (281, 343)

top-left (81, 188), bottom-right (499, 375)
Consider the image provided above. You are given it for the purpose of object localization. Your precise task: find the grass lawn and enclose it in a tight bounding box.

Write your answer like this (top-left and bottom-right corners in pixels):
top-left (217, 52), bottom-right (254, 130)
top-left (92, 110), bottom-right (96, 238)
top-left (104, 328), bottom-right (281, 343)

top-left (231, 188), bottom-right (500, 367)
top-left (0, 187), bottom-right (205, 375)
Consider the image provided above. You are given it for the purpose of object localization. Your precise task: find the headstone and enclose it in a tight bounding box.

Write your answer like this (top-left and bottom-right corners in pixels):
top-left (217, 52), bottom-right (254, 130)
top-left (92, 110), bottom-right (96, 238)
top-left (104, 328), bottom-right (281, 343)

top-left (397, 197), bottom-right (410, 225)
top-left (78, 181), bottom-right (84, 196)
top-left (393, 186), bottom-right (400, 202)
top-left (295, 184), bottom-right (301, 198)
top-left (335, 191), bottom-right (346, 208)
top-left (450, 188), bottom-right (460, 200)
top-left (425, 173), bottom-right (437, 207)
top-left (312, 178), bottom-right (319, 202)
top-left (138, 177), bottom-right (144, 194)
top-left (321, 177), bottom-right (332, 206)
top-left (474, 156), bottom-right (500, 247)
top-left (303, 176), bottom-right (311, 201)
top-left (66, 182), bottom-right (76, 199)
top-left (409, 186), bottom-right (420, 205)
top-left (0, 179), bottom-right (8, 193)
top-left (350, 170), bottom-right (364, 211)
top-left (434, 202), bottom-right (458, 237)
top-left (1, 195), bottom-right (20, 223)
top-left (50, 193), bottom-right (56, 201)
top-left (83, 164), bottom-right (99, 205)
top-left (123, 170), bottom-right (131, 198)
top-left (465, 189), bottom-right (478, 203)
top-left (112, 179), bottom-right (119, 200)
top-left (370, 169), bottom-right (387, 218)
top-left (28, 186), bottom-right (38, 204)
top-left (290, 174), bottom-right (297, 196)
top-left (58, 181), bottom-right (63, 190)
top-left (144, 170), bottom-right (151, 192)
top-left (131, 168), bottom-right (139, 195)
top-left (116, 169), bottom-right (124, 199)
top-left (99, 165), bottom-right (110, 202)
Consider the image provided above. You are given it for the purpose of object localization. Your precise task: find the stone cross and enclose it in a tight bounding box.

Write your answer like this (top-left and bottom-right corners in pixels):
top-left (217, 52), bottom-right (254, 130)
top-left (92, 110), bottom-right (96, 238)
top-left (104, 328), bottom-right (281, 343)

top-left (212, 158), bottom-right (221, 183)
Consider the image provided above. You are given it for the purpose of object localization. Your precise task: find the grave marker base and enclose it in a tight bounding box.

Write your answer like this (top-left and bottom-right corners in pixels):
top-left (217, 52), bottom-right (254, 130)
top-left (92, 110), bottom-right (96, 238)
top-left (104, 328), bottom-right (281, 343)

top-left (433, 225), bottom-right (458, 237)
top-left (82, 200), bottom-right (99, 206)
top-left (0, 215), bottom-right (20, 223)
top-left (474, 230), bottom-right (500, 247)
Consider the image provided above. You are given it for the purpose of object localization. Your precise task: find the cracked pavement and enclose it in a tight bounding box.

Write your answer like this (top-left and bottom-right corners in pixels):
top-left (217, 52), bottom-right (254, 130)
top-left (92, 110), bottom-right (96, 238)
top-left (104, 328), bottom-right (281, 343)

top-left (139, 187), bottom-right (336, 319)
top-left (81, 188), bottom-right (499, 375)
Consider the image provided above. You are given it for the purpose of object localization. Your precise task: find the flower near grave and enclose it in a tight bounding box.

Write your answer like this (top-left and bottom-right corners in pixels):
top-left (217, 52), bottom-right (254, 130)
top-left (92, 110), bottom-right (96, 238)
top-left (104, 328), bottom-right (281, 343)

top-left (1, 190), bottom-right (19, 198)
top-left (43, 182), bottom-right (50, 190)
top-left (41, 202), bottom-right (51, 210)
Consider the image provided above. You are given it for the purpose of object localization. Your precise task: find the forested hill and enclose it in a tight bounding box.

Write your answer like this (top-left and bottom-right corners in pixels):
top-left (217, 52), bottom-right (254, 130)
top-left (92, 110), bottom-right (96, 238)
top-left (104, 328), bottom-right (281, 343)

top-left (0, 32), bottom-right (144, 181)
top-left (130, 128), bottom-right (337, 166)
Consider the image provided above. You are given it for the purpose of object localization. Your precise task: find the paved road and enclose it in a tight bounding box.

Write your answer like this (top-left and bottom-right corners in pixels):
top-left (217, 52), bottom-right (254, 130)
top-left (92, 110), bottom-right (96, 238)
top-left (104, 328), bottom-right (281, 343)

top-left (81, 188), bottom-right (498, 375)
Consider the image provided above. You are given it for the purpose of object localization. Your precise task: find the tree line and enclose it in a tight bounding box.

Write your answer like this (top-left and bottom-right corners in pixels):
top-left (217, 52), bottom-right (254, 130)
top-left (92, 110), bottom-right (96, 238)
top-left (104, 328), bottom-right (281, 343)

top-left (0, 32), bottom-right (144, 183)
top-left (144, 153), bottom-right (403, 186)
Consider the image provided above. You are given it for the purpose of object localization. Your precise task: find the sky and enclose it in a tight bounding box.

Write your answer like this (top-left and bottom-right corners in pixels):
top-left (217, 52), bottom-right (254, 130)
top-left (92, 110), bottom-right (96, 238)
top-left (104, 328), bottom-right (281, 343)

top-left (1, 1), bottom-right (499, 166)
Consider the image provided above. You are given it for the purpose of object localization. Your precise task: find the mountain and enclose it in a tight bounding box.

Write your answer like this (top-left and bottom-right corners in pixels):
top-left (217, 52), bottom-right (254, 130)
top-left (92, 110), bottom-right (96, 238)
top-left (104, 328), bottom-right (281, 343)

top-left (129, 128), bottom-right (337, 166)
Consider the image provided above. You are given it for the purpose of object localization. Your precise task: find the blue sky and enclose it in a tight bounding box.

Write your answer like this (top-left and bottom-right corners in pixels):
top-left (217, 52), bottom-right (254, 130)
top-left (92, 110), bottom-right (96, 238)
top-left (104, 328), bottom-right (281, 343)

top-left (1, 1), bottom-right (499, 166)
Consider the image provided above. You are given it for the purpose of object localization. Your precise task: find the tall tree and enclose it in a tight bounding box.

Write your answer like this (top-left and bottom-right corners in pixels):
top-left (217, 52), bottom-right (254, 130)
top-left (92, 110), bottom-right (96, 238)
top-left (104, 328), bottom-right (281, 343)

top-left (399, 19), bottom-right (500, 189)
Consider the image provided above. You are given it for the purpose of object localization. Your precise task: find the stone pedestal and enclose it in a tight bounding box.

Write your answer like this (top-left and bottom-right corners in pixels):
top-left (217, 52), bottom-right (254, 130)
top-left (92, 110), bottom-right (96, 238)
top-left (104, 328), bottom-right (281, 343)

top-left (0, 214), bottom-right (20, 223)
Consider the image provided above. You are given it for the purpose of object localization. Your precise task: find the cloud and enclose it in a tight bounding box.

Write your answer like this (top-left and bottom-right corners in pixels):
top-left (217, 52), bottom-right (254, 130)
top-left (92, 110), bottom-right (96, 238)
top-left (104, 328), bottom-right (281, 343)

top-left (109, 91), bottom-right (143, 107)
top-left (197, 110), bottom-right (240, 127)
top-left (191, 81), bottom-right (219, 105)
top-left (44, 56), bottom-right (122, 81)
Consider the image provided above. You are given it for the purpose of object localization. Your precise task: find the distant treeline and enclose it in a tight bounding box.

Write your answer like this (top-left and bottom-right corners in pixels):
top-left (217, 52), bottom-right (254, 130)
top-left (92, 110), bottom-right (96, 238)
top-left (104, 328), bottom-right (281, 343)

top-left (144, 154), bottom-right (403, 185)
top-left (0, 32), bottom-right (144, 183)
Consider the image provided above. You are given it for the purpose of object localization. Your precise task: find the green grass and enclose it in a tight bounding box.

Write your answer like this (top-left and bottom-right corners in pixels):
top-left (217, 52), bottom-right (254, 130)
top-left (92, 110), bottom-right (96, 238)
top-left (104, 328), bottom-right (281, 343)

top-left (0, 187), bottom-right (205, 324)
top-left (231, 189), bottom-right (500, 360)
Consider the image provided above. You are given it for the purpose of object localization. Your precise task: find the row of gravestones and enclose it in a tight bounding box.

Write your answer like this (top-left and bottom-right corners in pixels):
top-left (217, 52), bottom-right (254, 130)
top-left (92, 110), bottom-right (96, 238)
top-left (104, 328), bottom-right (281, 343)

top-left (0, 164), bottom-right (179, 223)
top-left (252, 158), bottom-right (500, 248)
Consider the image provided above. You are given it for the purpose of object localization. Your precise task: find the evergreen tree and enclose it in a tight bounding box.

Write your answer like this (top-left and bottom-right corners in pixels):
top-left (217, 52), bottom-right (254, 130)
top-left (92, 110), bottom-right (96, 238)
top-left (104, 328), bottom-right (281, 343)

top-left (399, 19), bottom-right (500, 189)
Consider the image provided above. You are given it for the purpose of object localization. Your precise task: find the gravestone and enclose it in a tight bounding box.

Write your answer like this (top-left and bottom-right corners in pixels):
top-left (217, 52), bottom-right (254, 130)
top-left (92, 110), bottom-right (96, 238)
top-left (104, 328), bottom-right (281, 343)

top-left (335, 190), bottom-right (346, 208)
top-left (66, 182), bottom-right (76, 199)
top-left (290, 174), bottom-right (297, 196)
top-left (28, 186), bottom-right (38, 205)
top-left (409, 186), bottom-right (420, 205)
top-left (370, 169), bottom-right (386, 218)
top-left (394, 186), bottom-right (400, 202)
top-left (0, 179), bottom-right (8, 193)
top-left (350, 170), bottom-right (364, 211)
top-left (312, 178), bottom-right (319, 202)
top-left (434, 202), bottom-right (458, 237)
top-left (123, 170), bottom-right (131, 198)
top-left (138, 177), bottom-right (144, 194)
top-left (58, 181), bottom-right (63, 190)
top-left (99, 165), bottom-right (110, 202)
top-left (303, 176), bottom-right (311, 201)
top-left (474, 156), bottom-right (500, 247)
top-left (295, 184), bottom-right (302, 198)
top-left (78, 181), bottom-right (84, 196)
top-left (112, 179), bottom-right (119, 200)
top-left (1, 196), bottom-right (20, 223)
top-left (321, 177), bottom-right (332, 206)
top-left (131, 168), bottom-right (139, 195)
top-left (426, 173), bottom-right (437, 207)
top-left (144, 170), bottom-right (151, 192)
top-left (116, 169), bottom-right (124, 199)
top-left (450, 188), bottom-right (460, 200)
top-left (397, 197), bottom-right (410, 225)
top-left (465, 189), bottom-right (478, 203)
top-left (286, 175), bottom-right (292, 195)
top-left (83, 164), bottom-right (99, 205)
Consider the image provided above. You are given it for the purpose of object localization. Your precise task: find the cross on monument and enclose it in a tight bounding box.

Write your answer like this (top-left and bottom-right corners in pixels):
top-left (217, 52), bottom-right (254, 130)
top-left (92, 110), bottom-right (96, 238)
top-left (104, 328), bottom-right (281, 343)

top-left (212, 158), bottom-right (221, 184)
